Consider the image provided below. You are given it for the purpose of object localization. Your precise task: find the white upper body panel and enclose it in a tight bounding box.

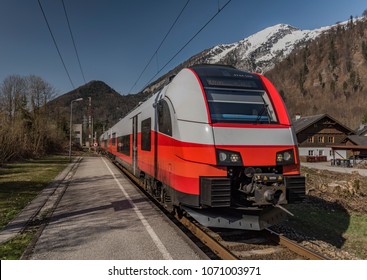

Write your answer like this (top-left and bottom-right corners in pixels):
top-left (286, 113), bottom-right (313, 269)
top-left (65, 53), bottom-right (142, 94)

top-left (212, 127), bottom-right (296, 146)
top-left (176, 120), bottom-right (214, 145)
top-left (165, 68), bottom-right (209, 124)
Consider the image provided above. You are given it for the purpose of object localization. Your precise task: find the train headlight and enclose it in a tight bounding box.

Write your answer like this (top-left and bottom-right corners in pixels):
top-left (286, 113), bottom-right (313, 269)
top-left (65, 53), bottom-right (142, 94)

top-left (218, 152), bottom-right (228, 162)
top-left (216, 149), bottom-right (243, 166)
top-left (284, 151), bottom-right (292, 161)
top-left (276, 149), bottom-right (295, 165)
top-left (230, 153), bottom-right (240, 162)
top-left (276, 153), bottom-right (283, 162)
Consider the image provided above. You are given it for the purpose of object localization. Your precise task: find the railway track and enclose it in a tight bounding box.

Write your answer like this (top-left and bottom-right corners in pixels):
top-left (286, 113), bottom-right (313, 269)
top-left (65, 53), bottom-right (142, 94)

top-left (111, 158), bottom-right (328, 260)
top-left (178, 216), bottom-right (328, 260)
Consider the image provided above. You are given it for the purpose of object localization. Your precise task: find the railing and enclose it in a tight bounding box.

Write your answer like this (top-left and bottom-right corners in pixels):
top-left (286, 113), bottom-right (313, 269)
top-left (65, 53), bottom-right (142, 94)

top-left (306, 156), bottom-right (327, 162)
top-left (330, 158), bottom-right (352, 167)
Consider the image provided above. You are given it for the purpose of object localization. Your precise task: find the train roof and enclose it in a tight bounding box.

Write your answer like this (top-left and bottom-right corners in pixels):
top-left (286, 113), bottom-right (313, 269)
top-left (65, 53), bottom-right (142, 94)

top-left (189, 65), bottom-right (263, 90)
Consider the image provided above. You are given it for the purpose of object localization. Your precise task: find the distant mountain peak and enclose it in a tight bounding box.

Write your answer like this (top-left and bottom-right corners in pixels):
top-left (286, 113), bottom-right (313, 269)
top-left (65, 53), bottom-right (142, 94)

top-left (243, 23), bottom-right (299, 44)
top-left (75, 80), bottom-right (117, 93)
top-left (203, 22), bottom-right (327, 73)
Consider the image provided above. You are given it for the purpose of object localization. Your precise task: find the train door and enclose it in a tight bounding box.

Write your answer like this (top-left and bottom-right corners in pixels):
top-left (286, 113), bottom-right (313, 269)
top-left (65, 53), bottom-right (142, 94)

top-left (132, 115), bottom-right (138, 176)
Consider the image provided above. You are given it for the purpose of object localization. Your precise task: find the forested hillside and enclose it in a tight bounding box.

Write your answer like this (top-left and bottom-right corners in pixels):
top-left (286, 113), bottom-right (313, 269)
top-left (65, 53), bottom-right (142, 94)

top-left (47, 80), bottom-right (150, 134)
top-left (266, 17), bottom-right (367, 129)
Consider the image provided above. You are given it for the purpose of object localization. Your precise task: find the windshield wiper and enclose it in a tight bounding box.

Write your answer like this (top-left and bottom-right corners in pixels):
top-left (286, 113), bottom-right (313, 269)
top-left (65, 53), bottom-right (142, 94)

top-left (256, 104), bottom-right (270, 124)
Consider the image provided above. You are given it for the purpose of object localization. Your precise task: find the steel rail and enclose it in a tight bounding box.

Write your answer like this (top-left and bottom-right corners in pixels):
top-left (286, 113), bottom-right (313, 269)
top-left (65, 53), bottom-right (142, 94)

top-left (265, 228), bottom-right (328, 260)
top-left (177, 215), bottom-right (238, 260)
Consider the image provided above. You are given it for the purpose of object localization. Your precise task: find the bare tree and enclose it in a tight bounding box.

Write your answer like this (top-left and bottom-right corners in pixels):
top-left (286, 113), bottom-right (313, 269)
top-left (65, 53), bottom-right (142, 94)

top-left (0, 75), bottom-right (26, 122)
top-left (27, 75), bottom-right (56, 112)
top-left (26, 75), bottom-right (57, 155)
top-left (0, 74), bottom-right (63, 162)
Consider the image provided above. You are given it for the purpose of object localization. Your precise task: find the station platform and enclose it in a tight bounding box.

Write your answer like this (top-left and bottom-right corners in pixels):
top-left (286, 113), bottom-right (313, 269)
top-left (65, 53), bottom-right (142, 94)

top-left (30, 156), bottom-right (207, 260)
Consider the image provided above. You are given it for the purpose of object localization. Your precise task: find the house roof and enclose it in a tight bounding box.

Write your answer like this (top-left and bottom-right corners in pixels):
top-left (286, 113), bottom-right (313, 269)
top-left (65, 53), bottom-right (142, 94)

top-left (344, 135), bottom-right (367, 146)
top-left (292, 114), bottom-right (325, 133)
top-left (292, 113), bottom-right (354, 134)
top-left (355, 124), bottom-right (367, 136)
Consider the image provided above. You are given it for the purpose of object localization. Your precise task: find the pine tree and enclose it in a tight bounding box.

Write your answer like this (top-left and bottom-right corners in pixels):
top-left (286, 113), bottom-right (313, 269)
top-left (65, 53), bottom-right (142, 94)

top-left (362, 41), bottom-right (367, 61)
top-left (328, 39), bottom-right (338, 69)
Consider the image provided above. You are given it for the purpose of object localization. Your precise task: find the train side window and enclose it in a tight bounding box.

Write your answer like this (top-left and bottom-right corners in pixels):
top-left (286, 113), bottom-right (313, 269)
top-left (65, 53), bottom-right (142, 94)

top-left (141, 118), bottom-right (151, 151)
top-left (158, 100), bottom-right (172, 136)
top-left (112, 133), bottom-right (116, 146)
top-left (117, 135), bottom-right (130, 156)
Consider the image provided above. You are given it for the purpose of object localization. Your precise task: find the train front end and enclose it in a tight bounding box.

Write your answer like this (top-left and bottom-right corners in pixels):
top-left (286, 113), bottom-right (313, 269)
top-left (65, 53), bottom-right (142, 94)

top-left (182, 65), bottom-right (305, 230)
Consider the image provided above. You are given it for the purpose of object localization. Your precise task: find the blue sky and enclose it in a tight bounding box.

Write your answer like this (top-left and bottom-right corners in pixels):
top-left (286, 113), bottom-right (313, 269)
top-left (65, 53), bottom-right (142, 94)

top-left (0, 0), bottom-right (366, 96)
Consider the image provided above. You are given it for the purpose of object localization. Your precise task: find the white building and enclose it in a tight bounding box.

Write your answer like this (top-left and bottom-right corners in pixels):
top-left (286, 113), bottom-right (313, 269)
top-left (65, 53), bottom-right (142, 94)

top-left (72, 123), bottom-right (83, 146)
top-left (292, 114), bottom-right (354, 161)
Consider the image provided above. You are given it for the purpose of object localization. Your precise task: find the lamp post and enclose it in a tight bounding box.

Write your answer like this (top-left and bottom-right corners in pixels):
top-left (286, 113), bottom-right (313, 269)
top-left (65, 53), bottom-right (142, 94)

top-left (69, 98), bottom-right (83, 161)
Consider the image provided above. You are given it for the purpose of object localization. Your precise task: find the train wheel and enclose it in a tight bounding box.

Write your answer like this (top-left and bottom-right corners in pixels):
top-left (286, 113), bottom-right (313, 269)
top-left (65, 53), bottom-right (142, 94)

top-left (160, 186), bottom-right (173, 213)
top-left (174, 206), bottom-right (184, 219)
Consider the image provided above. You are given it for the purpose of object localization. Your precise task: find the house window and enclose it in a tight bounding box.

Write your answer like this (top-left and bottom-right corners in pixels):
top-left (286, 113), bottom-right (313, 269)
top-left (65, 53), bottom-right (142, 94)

top-left (141, 118), bottom-right (151, 151)
top-left (318, 136), bottom-right (324, 143)
top-left (307, 136), bottom-right (314, 143)
top-left (308, 150), bottom-right (314, 156)
top-left (330, 150), bottom-right (333, 156)
top-left (328, 136), bottom-right (335, 143)
top-left (319, 150), bottom-right (324, 156)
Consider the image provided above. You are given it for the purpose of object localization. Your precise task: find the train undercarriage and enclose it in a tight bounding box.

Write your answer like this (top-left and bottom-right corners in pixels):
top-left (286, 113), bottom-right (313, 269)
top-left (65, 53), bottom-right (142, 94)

top-left (137, 164), bottom-right (305, 231)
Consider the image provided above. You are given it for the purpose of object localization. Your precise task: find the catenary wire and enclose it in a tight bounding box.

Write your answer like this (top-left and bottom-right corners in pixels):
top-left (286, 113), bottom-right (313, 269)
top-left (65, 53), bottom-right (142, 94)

top-left (141, 0), bottom-right (232, 91)
top-left (128, 0), bottom-right (191, 94)
top-left (37, 0), bottom-right (75, 89)
top-left (61, 0), bottom-right (86, 84)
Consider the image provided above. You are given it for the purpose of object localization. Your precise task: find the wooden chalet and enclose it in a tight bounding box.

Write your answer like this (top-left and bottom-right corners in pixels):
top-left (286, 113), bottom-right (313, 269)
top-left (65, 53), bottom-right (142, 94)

top-left (292, 114), bottom-right (354, 161)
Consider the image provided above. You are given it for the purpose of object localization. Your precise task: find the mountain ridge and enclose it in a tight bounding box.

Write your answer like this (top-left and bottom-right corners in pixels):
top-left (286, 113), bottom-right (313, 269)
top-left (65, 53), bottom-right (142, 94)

top-left (48, 80), bottom-right (149, 131)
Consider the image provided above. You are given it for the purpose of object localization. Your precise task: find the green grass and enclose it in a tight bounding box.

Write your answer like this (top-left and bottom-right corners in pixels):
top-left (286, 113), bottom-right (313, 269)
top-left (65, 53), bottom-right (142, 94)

top-left (0, 155), bottom-right (69, 259)
top-left (0, 230), bottom-right (36, 260)
top-left (342, 214), bottom-right (367, 258)
top-left (0, 156), bottom-right (69, 230)
top-left (285, 202), bottom-right (367, 259)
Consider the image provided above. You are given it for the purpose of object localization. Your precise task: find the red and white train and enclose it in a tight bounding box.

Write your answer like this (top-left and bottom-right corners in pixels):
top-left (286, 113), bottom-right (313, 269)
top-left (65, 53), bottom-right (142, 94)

top-left (100, 65), bottom-right (305, 230)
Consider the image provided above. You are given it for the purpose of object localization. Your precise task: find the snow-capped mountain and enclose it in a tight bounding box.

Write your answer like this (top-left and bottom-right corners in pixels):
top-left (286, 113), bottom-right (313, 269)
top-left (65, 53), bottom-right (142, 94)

top-left (145, 21), bottom-right (347, 93)
top-left (202, 23), bottom-right (330, 73)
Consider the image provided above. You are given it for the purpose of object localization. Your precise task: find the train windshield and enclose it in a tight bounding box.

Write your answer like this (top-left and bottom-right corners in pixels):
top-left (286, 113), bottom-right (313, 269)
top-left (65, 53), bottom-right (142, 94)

top-left (205, 88), bottom-right (278, 124)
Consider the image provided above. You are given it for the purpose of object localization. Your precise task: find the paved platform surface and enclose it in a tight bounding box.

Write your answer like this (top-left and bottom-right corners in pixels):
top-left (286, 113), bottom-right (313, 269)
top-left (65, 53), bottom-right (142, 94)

top-left (30, 157), bottom-right (207, 260)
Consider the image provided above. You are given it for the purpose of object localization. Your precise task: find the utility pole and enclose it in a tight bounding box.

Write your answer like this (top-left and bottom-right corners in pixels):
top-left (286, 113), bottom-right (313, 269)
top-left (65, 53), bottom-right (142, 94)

top-left (88, 97), bottom-right (92, 152)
